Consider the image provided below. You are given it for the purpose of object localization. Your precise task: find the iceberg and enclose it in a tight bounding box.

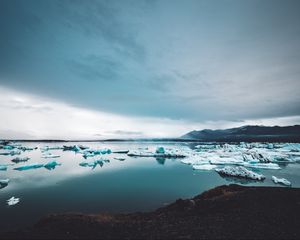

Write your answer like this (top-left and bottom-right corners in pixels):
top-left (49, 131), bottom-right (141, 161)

top-left (209, 157), bottom-right (244, 165)
top-left (7, 197), bottom-right (20, 206)
top-left (127, 149), bottom-right (186, 158)
top-left (192, 164), bottom-right (217, 170)
top-left (0, 179), bottom-right (9, 189)
top-left (44, 161), bottom-right (61, 170)
top-left (215, 166), bottom-right (265, 181)
top-left (79, 159), bottom-right (110, 169)
top-left (9, 150), bottom-right (22, 156)
top-left (242, 162), bottom-right (280, 170)
top-left (14, 163), bottom-right (44, 171)
top-left (272, 176), bottom-right (291, 186)
top-left (11, 157), bottom-right (30, 163)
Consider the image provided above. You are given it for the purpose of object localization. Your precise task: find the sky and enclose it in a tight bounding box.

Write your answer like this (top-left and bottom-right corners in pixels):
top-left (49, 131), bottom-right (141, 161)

top-left (0, 0), bottom-right (300, 139)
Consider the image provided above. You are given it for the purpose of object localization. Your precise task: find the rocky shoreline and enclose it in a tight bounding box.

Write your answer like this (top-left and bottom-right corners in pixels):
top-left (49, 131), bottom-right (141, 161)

top-left (2, 184), bottom-right (300, 239)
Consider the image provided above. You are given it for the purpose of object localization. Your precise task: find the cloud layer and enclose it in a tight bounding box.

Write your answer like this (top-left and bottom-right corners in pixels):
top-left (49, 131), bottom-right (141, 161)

top-left (0, 0), bottom-right (299, 138)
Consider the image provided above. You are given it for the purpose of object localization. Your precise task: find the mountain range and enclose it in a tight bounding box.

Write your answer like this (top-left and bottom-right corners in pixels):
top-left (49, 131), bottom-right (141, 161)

top-left (181, 125), bottom-right (300, 142)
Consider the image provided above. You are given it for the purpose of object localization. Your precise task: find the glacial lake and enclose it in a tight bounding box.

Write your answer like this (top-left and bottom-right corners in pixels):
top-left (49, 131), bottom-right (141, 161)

top-left (1, 141), bottom-right (300, 230)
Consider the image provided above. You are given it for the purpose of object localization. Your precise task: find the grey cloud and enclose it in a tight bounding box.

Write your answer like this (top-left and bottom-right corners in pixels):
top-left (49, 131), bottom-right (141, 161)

top-left (0, 0), bottom-right (300, 123)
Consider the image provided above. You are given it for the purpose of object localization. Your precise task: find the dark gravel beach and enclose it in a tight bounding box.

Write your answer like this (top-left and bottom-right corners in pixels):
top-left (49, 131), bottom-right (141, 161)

top-left (2, 184), bottom-right (300, 239)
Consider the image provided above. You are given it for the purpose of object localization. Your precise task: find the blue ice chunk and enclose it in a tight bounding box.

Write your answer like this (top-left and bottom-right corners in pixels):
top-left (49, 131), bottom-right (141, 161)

top-left (14, 163), bottom-right (44, 171)
top-left (3, 145), bottom-right (15, 150)
top-left (44, 161), bottom-right (61, 170)
top-left (0, 165), bottom-right (8, 171)
top-left (156, 147), bottom-right (165, 154)
top-left (79, 159), bottom-right (110, 169)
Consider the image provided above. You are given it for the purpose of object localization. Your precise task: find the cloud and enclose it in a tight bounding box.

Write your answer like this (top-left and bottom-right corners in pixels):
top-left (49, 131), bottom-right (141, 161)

top-left (0, 0), bottom-right (299, 123)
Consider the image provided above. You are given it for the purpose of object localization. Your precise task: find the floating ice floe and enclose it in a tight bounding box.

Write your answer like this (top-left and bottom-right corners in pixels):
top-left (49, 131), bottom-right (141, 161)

top-left (0, 179), bottom-right (9, 189)
top-left (14, 161), bottom-right (61, 171)
top-left (82, 148), bottom-right (112, 159)
top-left (242, 162), bottom-right (280, 170)
top-left (7, 197), bottom-right (20, 206)
top-left (272, 176), bottom-right (291, 186)
top-left (128, 147), bottom-right (186, 158)
top-left (11, 157), bottom-right (30, 163)
top-left (14, 163), bottom-right (44, 171)
top-left (79, 159), bottom-right (110, 169)
top-left (192, 164), bottom-right (217, 170)
top-left (215, 166), bottom-right (265, 181)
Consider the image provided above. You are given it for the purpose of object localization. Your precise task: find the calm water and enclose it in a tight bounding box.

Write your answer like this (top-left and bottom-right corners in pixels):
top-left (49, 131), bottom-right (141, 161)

top-left (1, 141), bottom-right (300, 230)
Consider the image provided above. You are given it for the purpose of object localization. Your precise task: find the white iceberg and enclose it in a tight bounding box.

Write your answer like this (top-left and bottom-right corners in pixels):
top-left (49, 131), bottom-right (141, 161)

top-left (242, 162), bottom-right (280, 170)
top-left (127, 149), bottom-right (186, 158)
top-left (272, 176), bottom-right (291, 186)
top-left (192, 164), bottom-right (217, 170)
top-left (209, 157), bottom-right (244, 165)
top-left (7, 197), bottom-right (20, 206)
top-left (215, 166), bottom-right (265, 181)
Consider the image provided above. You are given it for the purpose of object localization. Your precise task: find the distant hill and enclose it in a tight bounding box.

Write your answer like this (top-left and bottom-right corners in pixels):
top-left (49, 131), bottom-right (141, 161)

top-left (181, 125), bottom-right (300, 142)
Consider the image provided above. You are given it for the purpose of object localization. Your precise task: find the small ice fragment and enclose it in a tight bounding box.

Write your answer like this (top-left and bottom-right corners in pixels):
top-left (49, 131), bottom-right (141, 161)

top-left (7, 197), bottom-right (20, 206)
top-left (14, 163), bottom-right (44, 171)
top-left (11, 157), bottom-right (30, 163)
top-left (272, 176), bottom-right (291, 186)
top-left (114, 157), bottom-right (125, 161)
top-left (192, 164), bottom-right (217, 170)
top-left (215, 166), bottom-right (265, 181)
top-left (0, 179), bottom-right (9, 189)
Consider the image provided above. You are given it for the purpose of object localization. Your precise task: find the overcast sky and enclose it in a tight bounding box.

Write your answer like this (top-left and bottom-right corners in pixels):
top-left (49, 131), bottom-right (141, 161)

top-left (0, 0), bottom-right (300, 139)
